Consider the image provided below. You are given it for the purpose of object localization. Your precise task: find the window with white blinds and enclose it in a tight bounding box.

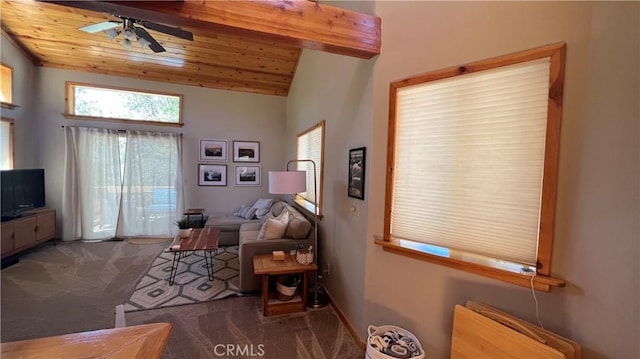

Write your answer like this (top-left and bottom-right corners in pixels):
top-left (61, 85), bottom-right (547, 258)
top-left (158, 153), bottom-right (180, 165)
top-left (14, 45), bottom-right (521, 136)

top-left (385, 43), bottom-right (565, 278)
top-left (0, 118), bottom-right (13, 170)
top-left (296, 120), bottom-right (325, 215)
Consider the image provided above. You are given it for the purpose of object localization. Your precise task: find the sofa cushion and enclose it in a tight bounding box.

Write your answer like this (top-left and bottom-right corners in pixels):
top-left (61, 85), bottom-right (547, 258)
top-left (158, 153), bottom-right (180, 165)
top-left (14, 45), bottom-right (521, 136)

top-left (251, 198), bottom-right (275, 219)
top-left (257, 210), bottom-right (289, 240)
top-left (270, 201), bottom-right (287, 217)
top-left (205, 213), bottom-right (260, 232)
top-left (239, 222), bottom-right (262, 243)
top-left (284, 205), bottom-right (312, 239)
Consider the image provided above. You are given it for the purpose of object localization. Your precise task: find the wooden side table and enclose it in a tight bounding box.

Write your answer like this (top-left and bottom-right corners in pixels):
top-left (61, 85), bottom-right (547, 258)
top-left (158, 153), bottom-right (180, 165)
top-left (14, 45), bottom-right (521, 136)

top-left (184, 208), bottom-right (205, 227)
top-left (253, 253), bottom-right (318, 316)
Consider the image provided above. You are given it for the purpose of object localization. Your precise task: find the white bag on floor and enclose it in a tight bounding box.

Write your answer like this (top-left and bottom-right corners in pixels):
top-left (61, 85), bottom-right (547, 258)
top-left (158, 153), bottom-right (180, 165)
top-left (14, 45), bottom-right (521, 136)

top-left (365, 325), bottom-right (425, 359)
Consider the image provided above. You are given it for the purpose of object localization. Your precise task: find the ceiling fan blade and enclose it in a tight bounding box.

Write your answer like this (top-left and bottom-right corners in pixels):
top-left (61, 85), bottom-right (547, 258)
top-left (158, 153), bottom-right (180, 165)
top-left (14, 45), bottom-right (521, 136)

top-left (139, 20), bottom-right (193, 41)
top-left (79, 21), bottom-right (120, 34)
top-left (134, 27), bottom-right (166, 53)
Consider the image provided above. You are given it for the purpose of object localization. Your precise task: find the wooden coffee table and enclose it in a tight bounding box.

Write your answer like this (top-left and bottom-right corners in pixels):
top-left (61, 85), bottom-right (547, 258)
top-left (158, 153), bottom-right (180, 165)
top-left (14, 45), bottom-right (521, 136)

top-left (253, 253), bottom-right (318, 316)
top-left (167, 228), bottom-right (220, 286)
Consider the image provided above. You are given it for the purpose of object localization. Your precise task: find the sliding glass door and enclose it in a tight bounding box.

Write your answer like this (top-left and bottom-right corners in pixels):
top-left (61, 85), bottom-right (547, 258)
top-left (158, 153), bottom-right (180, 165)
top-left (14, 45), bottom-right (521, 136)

top-left (63, 126), bottom-right (182, 241)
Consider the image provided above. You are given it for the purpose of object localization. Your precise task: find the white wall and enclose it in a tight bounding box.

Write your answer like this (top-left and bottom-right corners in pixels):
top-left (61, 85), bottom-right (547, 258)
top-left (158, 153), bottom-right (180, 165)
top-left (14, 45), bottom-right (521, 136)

top-left (32, 68), bottom-right (287, 236)
top-left (365, 2), bottom-right (639, 359)
top-left (284, 0), bottom-right (376, 337)
top-left (0, 34), bottom-right (37, 168)
top-left (286, 48), bottom-right (374, 336)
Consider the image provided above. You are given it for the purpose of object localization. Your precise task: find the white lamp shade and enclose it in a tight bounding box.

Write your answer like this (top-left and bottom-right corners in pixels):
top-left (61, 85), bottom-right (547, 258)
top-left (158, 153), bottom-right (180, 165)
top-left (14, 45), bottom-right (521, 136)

top-left (269, 171), bottom-right (306, 194)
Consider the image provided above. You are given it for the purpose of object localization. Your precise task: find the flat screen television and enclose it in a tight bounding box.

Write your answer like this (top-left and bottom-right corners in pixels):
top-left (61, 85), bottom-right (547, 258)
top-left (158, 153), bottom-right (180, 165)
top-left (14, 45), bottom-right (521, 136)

top-left (1, 169), bottom-right (45, 221)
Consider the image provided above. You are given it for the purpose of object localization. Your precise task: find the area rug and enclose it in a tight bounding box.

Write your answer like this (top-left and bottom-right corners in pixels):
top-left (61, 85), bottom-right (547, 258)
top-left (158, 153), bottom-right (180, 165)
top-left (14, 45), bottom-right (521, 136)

top-left (124, 245), bottom-right (242, 312)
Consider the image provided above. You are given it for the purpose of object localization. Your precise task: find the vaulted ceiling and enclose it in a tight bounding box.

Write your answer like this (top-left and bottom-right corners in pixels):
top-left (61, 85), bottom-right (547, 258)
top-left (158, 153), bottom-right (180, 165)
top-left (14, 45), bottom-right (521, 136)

top-left (1, 0), bottom-right (381, 96)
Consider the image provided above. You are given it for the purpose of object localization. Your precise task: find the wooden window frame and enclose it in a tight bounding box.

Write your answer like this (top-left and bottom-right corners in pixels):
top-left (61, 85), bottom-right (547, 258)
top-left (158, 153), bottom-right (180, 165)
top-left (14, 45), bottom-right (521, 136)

top-left (63, 82), bottom-right (184, 127)
top-left (1, 117), bottom-right (15, 170)
top-left (379, 43), bottom-right (567, 292)
top-left (0, 63), bottom-right (17, 109)
top-left (294, 120), bottom-right (325, 218)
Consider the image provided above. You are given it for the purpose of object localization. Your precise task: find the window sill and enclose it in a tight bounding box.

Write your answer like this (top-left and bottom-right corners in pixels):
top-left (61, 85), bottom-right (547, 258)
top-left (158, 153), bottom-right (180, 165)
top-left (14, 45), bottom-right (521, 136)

top-left (1, 102), bottom-right (19, 109)
top-left (374, 236), bottom-right (565, 292)
top-left (293, 196), bottom-right (323, 220)
top-left (62, 114), bottom-right (183, 128)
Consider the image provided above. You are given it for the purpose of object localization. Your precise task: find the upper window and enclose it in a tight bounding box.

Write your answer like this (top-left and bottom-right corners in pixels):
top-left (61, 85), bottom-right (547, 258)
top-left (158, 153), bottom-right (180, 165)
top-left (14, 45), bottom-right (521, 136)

top-left (382, 43), bottom-right (566, 291)
top-left (1, 118), bottom-right (14, 170)
top-left (296, 120), bottom-right (325, 217)
top-left (65, 82), bottom-right (183, 126)
top-left (1, 64), bottom-right (13, 104)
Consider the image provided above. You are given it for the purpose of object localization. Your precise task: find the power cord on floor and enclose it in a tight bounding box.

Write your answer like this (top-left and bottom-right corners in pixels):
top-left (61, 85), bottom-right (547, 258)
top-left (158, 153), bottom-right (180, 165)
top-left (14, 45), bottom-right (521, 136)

top-left (529, 274), bottom-right (545, 329)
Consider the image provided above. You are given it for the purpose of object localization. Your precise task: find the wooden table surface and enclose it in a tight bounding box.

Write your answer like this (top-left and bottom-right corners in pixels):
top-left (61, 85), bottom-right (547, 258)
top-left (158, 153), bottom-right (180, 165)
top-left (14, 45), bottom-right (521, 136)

top-left (1, 323), bottom-right (171, 359)
top-left (169, 227), bottom-right (219, 252)
top-left (253, 253), bottom-right (318, 275)
top-left (183, 208), bottom-right (205, 215)
top-left (253, 253), bottom-right (318, 316)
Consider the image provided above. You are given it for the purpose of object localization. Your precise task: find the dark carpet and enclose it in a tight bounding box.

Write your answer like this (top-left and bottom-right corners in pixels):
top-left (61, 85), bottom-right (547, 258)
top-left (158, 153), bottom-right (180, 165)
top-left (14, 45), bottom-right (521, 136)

top-left (0, 240), bottom-right (364, 359)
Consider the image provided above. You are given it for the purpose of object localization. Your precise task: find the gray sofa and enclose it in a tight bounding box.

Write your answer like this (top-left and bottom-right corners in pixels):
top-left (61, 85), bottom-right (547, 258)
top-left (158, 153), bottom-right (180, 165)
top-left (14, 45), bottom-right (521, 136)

top-left (206, 200), bottom-right (315, 292)
top-left (204, 212), bottom-right (261, 246)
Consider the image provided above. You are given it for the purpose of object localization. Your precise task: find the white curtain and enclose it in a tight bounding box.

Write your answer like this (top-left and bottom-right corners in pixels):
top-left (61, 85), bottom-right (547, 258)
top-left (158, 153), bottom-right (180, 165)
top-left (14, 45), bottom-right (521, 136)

top-left (117, 130), bottom-right (183, 237)
top-left (62, 127), bottom-right (122, 241)
top-left (63, 126), bottom-right (183, 241)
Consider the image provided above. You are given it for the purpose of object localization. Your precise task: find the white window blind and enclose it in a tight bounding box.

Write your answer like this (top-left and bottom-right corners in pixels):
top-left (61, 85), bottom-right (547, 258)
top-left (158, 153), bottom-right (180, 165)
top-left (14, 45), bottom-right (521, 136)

top-left (0, 120), bottom-right (13, 170)
top-left (391, 58), bottom-right (551, 266)
top-left (297, 124), bottom-right (323, 206)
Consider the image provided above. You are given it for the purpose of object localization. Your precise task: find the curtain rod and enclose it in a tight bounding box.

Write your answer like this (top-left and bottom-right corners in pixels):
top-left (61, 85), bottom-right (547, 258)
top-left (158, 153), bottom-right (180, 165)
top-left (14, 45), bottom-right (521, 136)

top-left (60, 125), bottom-right (182, 136)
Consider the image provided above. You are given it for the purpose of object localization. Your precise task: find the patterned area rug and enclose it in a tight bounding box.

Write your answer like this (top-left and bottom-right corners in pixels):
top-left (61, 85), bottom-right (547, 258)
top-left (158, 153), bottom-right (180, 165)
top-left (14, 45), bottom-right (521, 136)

top-left (124, 245), bottom-right (242, 312)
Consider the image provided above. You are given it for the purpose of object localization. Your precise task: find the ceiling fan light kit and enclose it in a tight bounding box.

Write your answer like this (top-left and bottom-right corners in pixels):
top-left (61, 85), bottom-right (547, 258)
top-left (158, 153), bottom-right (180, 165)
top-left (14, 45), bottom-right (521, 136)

top-left (79, 16), bottom-right (193, 53)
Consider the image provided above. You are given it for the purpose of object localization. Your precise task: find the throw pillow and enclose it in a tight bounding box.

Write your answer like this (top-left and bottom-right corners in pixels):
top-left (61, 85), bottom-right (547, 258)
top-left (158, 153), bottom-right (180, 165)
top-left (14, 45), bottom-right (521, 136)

top-left (233, 204), bottom-right (247, 216)
top-left (251, 198), bottom-right (275, 219)
top-left (257, 210), bottom-right (290, 240)
top-left (237, 206), bottom-right (257, 220)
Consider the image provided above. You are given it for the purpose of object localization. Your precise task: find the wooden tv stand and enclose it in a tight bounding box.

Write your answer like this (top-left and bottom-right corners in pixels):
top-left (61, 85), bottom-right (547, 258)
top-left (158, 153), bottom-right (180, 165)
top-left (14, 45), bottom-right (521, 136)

top-left (1, 208), bottom-right (56, 259)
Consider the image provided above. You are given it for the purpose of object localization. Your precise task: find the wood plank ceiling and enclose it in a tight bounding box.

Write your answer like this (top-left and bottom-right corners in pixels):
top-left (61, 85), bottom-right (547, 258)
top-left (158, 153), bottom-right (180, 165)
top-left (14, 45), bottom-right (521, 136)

top-left (0, 0), bottom-right (381, 96)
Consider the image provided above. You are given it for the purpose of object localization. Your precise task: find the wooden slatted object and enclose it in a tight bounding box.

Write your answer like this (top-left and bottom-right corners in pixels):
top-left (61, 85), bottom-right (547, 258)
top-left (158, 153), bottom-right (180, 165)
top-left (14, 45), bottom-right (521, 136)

top-left (1, 323), bottom-right (172, 359)
top-left (451, 301), bottom-right (581, 359)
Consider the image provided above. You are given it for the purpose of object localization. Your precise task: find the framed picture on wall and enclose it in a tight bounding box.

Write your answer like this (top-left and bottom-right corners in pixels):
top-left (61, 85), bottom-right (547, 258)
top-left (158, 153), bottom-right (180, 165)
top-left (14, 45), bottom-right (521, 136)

top-left (198, 164), bottom-right (227, 186)
top-left (233, 141), bottom-right (260, 162)
top-left (234, 165), bottom-right (261, 186)
top-left (200, 139), bottom-right (228, 161)
top-left (348, 147), bottom-right (366, 200)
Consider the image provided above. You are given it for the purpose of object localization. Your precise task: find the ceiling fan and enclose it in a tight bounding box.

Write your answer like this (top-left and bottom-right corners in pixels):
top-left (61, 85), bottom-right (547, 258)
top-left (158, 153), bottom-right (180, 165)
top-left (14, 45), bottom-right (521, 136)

top-left (80, 16), bottom-right (194, 53)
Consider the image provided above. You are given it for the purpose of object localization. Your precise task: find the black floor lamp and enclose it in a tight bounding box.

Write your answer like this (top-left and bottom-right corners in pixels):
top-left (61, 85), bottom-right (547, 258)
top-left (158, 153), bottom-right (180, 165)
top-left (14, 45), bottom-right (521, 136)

top-left (268, 159), bottom-right (329, 309)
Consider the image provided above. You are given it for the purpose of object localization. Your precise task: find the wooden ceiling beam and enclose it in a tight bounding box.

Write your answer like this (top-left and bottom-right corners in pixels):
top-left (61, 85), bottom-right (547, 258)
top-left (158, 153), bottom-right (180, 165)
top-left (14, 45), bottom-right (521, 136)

top-left (44, 0), bottom-right (381, 59)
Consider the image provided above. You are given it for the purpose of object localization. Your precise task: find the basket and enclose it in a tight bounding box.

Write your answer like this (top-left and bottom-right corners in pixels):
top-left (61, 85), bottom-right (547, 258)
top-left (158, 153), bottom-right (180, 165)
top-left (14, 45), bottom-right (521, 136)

top-left (276, 275), bottom-right (298, 301)
top-left (296, 250), bottom-right (313, 265)
top-left (365, 325), bottom-right (425, 359)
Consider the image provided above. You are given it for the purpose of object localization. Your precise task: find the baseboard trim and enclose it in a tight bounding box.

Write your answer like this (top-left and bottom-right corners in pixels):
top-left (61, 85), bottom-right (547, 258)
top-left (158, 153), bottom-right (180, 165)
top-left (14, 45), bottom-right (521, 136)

top-left (324, 288), bottom-right (367, 351)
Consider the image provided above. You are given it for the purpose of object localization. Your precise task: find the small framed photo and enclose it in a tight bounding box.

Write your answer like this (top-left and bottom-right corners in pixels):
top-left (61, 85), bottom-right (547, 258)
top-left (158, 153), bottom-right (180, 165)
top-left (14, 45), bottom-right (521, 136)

top-left (233, 141), bottom-right (260, 162)
top-left (348, 147), bottom-right (366, 200)
top-left (234, 165), bottom-right (261, 186)
top-left (200, 139), bottom-right (228, 162)
top-left (198, 164), bottom-right (227, 186)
